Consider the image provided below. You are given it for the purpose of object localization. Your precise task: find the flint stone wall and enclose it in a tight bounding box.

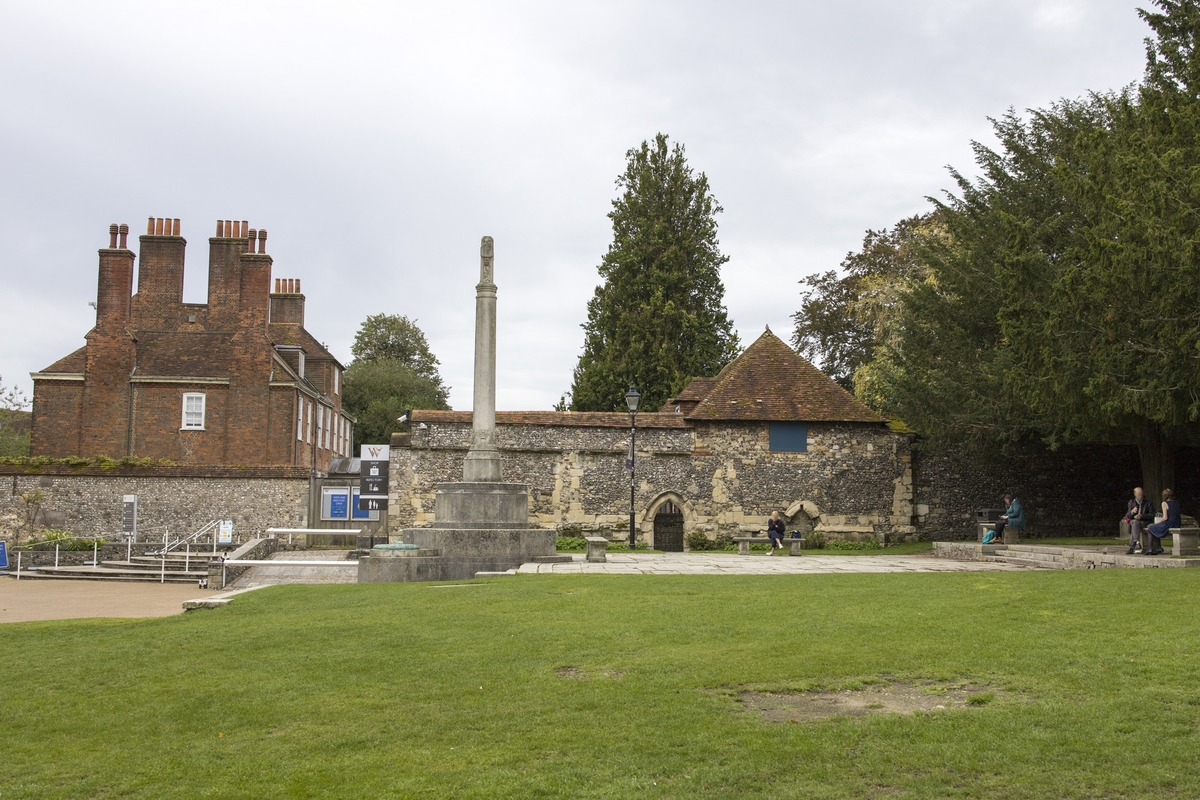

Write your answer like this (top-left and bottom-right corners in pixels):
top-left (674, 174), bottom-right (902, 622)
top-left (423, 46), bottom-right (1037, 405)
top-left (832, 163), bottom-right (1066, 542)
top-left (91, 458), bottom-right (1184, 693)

top-left (391, 420), bottom-right (915, 542)
top-left (0, 468), bottom-right (309, 543)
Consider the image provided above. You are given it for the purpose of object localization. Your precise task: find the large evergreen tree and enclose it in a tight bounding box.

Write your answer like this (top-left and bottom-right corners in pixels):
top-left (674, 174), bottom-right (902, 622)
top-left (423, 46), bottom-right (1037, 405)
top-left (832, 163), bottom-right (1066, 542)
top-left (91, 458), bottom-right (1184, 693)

top-left (342, 314), bottom-right (450, 448)
top-left (569, 134), bottom-right (741, 412)
top-left (858, 0), bottom-right (1200, 501)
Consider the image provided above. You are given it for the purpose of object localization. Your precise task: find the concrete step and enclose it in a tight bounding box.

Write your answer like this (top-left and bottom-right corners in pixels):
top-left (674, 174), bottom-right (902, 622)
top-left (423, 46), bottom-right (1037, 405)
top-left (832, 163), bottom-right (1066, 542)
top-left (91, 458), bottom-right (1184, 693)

top-left (989, 553), bottom-right (1067, 569)
top-left (116, 557), bottom-right (218, 571)
top-left (533, 555), bottom-right (574, 564)
top-left (995, 549), bottom-right (1068, 564)
top-left (24, 565), bottom-right (206, 583)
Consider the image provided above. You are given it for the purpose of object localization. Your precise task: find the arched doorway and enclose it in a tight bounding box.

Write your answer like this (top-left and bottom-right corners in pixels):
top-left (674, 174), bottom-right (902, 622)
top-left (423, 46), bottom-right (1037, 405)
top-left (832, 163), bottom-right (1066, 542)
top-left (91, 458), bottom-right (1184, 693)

top-left (653, 500), bottom-right (685, 552)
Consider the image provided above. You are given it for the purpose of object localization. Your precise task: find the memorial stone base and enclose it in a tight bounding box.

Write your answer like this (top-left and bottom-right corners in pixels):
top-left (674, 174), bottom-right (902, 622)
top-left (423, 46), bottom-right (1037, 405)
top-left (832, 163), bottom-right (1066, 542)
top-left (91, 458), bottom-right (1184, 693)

top-left (357, 481), bottom-right (556, 583)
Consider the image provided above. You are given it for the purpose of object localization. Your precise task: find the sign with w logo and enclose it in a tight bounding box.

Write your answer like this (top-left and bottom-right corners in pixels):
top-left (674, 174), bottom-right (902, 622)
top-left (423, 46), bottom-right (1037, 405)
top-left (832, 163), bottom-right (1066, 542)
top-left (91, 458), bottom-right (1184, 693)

top-left (359, 444), bottom-right (391, 510)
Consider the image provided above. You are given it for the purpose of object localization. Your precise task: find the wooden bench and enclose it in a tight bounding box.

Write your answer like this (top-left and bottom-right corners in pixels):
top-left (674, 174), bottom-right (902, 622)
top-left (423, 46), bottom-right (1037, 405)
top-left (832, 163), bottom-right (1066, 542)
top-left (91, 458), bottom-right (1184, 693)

top-left (733, 536), bottom-right (804, 556)
top-left (584, 536), bottom-right (609, 563)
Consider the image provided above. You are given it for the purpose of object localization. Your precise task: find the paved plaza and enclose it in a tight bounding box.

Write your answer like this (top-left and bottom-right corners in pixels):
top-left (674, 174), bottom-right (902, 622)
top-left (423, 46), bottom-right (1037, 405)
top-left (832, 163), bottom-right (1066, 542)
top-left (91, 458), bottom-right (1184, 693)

top-left (516, 551), bottom-right (1030, 575)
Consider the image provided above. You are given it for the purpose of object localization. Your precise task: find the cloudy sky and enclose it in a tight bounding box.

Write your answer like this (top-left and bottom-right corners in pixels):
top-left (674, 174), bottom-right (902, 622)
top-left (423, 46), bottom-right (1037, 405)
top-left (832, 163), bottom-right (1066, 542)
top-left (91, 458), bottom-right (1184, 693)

top-left (0, 1), bottom-right (1152, 411)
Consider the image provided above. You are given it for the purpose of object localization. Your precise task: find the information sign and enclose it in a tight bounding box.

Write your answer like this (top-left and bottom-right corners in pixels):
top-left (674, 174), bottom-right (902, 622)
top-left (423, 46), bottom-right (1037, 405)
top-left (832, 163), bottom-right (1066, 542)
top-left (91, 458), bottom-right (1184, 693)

top-left (122, 494), bottom-right (138, 537)
top-left (0, 541), bottom-right (7, 569)
top-left (218, 520), bottom-right (234, 544)
top-left (359, 444), bottom-right (390, 511)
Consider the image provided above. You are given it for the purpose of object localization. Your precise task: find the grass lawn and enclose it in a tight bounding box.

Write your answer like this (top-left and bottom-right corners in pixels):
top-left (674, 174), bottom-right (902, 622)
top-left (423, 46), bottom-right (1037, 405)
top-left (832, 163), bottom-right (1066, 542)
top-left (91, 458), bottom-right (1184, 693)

top-left (4, 570), bottom-right (1200, 798)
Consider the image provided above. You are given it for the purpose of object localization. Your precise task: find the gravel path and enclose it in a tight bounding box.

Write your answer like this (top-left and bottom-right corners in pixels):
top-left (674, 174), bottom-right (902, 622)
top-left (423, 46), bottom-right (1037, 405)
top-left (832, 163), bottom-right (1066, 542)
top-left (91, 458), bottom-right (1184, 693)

top-left (0, 577), bottom-right (218, 624)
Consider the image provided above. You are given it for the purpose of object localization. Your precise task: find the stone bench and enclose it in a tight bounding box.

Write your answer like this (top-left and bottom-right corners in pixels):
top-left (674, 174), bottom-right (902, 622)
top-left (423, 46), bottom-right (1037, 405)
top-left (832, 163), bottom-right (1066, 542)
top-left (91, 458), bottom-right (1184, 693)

top-left (977, 523), bottom-right (1021, 545)
top-left (585, 536), bottom-right (609, 563)
top-left (733, 536), bottom-right (804, 556)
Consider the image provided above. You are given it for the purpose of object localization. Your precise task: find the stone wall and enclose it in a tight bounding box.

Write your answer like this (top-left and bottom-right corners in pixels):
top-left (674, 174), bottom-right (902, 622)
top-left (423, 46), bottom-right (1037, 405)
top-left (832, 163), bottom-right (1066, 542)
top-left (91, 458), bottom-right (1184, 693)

top-left (911, 442), bottom-right (1145, 539)
top-left (0, 466), bottom-right (310, 544)
top-left (390, 419), bottom-right (914, 543)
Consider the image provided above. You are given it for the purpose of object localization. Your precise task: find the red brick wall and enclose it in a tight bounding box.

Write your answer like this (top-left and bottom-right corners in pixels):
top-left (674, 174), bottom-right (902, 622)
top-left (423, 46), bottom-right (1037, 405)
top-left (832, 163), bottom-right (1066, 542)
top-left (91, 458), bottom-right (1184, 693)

top-left (30, 381), bottom-right (84, 457)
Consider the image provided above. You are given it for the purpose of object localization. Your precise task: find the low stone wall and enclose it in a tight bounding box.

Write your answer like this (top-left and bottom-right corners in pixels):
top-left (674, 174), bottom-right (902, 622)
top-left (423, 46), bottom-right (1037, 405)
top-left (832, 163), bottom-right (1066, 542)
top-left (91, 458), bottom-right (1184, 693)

top-left (0, 468), bottom-right (310, 544)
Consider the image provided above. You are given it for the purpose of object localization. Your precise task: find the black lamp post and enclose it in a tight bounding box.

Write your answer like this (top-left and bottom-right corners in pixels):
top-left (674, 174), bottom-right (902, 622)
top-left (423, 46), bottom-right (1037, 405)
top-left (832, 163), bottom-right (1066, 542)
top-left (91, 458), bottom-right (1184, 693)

top-left (625, 385), bottom-right (641, 549)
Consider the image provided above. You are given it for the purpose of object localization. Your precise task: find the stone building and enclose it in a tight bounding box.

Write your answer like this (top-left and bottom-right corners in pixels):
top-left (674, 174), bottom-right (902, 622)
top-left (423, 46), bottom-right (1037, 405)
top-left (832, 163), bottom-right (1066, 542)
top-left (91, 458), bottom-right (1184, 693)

top-left (391, 329), bottom-right (916, 547)
top-left (29, 218), bottom-right (353, 472)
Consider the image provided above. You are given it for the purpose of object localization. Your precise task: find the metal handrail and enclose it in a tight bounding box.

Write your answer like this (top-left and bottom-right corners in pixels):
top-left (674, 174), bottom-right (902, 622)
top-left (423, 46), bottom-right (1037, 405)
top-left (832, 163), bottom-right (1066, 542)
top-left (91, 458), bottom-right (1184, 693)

top-left (146, 520), bottom-right (221, 556)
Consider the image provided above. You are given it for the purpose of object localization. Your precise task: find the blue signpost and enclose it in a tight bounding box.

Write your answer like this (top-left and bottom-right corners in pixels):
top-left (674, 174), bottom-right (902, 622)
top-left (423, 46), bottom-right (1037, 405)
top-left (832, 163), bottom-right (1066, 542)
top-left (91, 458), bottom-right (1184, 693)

top-left (0, 541), bottom-right (7, 569)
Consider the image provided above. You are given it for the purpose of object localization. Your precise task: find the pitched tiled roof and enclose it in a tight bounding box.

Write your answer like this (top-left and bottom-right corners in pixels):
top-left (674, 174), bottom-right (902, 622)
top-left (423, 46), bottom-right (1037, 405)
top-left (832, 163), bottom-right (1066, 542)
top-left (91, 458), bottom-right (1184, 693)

top-left (685, 329), bottom-right (882, 423)
top-left (412, 410), bottom-right (691, 429)
top-left (40, 347), bottom-right (87, 373)
top-left (269, 323), bottom-right (342, 368)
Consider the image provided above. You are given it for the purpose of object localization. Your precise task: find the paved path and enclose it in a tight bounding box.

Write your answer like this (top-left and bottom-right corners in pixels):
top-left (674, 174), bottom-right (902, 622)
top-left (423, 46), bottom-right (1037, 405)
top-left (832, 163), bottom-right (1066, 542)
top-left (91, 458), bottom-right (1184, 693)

top-left (230, 549), bottom-right (358, 588)
top-left (517, 551), bottom-right (1030, 575)
top-left (0, 576), bottom-right (218, 623)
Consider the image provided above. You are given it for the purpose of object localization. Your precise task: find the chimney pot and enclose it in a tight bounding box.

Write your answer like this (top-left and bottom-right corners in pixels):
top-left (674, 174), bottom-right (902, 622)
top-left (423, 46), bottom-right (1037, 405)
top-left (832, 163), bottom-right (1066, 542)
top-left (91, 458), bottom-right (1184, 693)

top-left (118, 224), bottom-right (128, 248)
top-left (258, 229), bottom-right (267, 253)
top-left (108, 224), bottom-right (118, 248)
top-left (274, 278), bottom-right (281, 293)
top-left (248, 229), bottom-right (258, 253)
top-left (295, 278), bottom-right (299, 293)
top-left (225, 220), bottom-right (232, 238)
top-left (216, 220), bottom-right (224, 237)
top-left (172, 218), bottom-right (180, 236)
top-left (155, 218), bottom-right (165, 235)
top-left (147, 217), bottom-right (155, 235)
top-left (242, 221), bottom-right (249, 237)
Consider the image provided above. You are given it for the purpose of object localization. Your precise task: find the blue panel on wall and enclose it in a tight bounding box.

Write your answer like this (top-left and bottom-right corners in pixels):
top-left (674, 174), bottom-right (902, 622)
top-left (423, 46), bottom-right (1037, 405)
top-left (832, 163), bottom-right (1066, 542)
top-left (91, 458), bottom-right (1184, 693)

top-left (769, 422), bottom-right (808, 453)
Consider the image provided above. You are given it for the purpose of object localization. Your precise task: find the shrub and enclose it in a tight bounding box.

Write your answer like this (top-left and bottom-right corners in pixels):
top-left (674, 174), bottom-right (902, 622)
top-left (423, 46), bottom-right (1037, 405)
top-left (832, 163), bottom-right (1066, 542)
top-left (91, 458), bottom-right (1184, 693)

top-left (25, 530), bottom-right (104, 551)
top-left (824, 539), bottom-right (880, 551)
top-left (806, 531), bottom-right (827, 549)
top-left (555, 535), bottom-right (587, 552)
top-left (685, 530), bottom-right (713, 551)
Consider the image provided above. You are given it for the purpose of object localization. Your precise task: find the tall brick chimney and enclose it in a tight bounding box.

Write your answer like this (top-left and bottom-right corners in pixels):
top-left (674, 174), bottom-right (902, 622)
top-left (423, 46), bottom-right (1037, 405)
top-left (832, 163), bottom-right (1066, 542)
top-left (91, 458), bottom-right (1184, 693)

top-left (132, 216), bottom-right (185, 329)
top-left (227, 229), bottom-right (274, 465)
top-left (206, 218), bottom-right (254, 330)
top-left (270, 277), bottom-right (305, 325)
top-left (82, 223), bottom-right (137, 456)
top-left (96, 223), bottom-right (134, 331)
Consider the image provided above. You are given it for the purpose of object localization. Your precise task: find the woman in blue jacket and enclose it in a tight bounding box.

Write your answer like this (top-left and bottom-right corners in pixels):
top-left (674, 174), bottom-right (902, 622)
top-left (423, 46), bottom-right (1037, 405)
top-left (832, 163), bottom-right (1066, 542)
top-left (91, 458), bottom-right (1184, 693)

top-left (984, 494), bottom-right (1024, 544)
top-left (1145, 489), bottom-right (1180, 556)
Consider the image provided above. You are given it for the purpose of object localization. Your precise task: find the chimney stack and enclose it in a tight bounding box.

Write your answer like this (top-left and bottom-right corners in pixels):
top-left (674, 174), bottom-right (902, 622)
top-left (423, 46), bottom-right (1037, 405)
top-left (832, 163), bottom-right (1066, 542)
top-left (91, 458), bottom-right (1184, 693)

top-left (97, 222), bottom-right (134, 330)
top-left (269, 271), bottom-right (305, 325)
top-left (238, 228), bottom-right (272, 331)
top-left (131, 216), bottom-right (186, 328)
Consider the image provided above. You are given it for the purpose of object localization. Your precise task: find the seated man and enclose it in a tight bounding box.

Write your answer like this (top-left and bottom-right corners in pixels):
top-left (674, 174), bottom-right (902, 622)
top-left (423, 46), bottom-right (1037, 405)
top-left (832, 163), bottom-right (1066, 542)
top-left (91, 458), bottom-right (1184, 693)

top-left (1124, 486), bottom-right (1152, 554)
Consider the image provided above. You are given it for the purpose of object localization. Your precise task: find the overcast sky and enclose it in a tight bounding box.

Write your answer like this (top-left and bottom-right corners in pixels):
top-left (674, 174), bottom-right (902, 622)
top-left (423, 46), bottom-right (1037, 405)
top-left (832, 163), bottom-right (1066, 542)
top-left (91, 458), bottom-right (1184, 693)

top-left (0, 0), bottom-right (1152, 411)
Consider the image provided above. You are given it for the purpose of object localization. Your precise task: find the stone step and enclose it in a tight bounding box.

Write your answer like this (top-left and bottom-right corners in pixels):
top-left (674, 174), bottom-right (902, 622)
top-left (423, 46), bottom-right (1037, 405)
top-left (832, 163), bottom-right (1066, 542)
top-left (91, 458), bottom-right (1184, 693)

top-left (533, 555), bottom-right (574, 564)
top-left (995, 549), bottom-right (1069, 564)
top-left (16, 567), bottom-right (202, 584)
top-left (114, 558), bottom-right (217, 571)
top-left (989, 554), bottom-right (1067, 569)
top-left (24, 565), bottom-right (207, 582)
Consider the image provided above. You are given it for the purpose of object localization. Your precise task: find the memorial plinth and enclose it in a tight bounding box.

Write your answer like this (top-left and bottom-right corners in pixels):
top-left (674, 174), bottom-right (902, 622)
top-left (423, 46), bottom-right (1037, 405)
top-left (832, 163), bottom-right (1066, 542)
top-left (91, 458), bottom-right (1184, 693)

top-left (358, 236), bottom-right (555, 583)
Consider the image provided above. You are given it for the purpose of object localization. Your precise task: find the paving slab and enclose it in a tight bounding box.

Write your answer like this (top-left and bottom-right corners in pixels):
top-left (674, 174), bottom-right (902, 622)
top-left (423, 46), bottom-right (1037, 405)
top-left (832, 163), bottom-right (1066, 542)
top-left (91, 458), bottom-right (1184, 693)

top-left (514, 552), bottom-right (1029, 575)
top-left (229, 549), bottom-right (359, 588)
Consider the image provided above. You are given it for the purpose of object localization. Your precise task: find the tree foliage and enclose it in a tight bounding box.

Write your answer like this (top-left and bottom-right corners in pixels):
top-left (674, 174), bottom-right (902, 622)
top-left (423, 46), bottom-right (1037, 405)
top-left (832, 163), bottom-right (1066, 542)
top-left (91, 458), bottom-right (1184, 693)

top-left (847, 0), bottom-right (1200, 501)
top-left (342, 315), bottom-right (449, 448)
top-left (350, 313), bottom-right (443, 384)
top-left (791, 215), bottom-right (939, 390)
top-left (569, 133), bottom-right (741, 412)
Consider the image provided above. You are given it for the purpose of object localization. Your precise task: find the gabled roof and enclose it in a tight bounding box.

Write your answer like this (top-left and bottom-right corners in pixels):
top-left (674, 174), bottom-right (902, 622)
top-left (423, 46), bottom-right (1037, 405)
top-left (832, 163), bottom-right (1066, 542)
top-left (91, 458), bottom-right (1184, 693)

top-left (685, 328), bottom-right (882, 423)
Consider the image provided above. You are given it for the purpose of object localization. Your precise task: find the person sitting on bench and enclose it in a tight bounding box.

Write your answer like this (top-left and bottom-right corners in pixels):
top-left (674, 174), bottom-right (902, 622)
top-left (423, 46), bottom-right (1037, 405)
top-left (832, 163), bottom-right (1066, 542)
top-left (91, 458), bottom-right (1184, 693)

top-left (767, 511), bottom-right (786, 551)
top-left (983, 493), bottom-right (1024, 544)
top-left (1124, 486), bottom-right (1152, 554)
top-left (1144, 488), bottom-right (1180, 556)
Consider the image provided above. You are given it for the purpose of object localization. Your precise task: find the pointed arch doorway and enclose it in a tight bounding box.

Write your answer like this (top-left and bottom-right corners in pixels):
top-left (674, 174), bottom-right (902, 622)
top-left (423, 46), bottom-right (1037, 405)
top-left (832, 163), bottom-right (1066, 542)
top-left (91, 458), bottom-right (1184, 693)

top-left (653, 500), bottom-right (685, 552)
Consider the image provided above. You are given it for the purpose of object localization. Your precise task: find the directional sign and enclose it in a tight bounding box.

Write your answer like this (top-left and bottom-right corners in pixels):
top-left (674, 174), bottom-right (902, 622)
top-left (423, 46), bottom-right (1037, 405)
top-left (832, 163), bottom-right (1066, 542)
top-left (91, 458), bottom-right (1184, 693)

top-left (359, 444), bottom-right (390, 511)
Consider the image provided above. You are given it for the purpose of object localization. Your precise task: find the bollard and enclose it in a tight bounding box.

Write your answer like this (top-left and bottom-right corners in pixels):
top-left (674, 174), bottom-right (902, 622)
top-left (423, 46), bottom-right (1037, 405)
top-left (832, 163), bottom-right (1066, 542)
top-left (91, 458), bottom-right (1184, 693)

top-left (55, 543), bottom-right (59, 569)
top-left (16, 549), bottom-right (21, 580)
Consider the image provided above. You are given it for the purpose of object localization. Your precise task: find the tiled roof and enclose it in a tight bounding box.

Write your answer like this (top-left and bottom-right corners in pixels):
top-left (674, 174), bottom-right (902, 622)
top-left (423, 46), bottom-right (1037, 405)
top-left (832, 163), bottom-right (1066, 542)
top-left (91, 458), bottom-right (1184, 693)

top-left (269, 323), bottom-right (341, 367)
top-left (685, 328), bottom-right (882, 423)
top-left (40, 347), bottom-right (87, 373)
top-left (412, 410), bottom-right (691, 429)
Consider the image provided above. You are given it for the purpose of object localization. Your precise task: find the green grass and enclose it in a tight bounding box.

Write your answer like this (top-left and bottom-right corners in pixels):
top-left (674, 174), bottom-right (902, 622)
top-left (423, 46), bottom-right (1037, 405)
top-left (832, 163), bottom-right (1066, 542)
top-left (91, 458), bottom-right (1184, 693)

top-left (4, 571), bottom-right (1200, 798)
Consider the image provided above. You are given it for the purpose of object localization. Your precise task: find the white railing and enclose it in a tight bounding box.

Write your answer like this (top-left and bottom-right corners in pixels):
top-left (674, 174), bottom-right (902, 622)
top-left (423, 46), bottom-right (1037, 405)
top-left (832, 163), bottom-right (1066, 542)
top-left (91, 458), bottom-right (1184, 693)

top-left (146, 520), bottom-right (221, 557)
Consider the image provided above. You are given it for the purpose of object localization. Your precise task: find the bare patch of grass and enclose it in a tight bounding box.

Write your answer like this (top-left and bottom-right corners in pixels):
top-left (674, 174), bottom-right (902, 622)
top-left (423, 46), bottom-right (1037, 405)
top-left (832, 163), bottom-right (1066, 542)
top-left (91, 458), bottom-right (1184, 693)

top-left (736, 679), bottom-right (1005, 723)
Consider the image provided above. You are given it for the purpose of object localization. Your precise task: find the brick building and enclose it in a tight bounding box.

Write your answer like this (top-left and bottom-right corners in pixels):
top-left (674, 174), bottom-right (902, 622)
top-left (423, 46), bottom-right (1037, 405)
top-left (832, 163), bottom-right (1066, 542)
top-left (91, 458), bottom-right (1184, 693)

top-left (30, 218), bottom-right (353, 471)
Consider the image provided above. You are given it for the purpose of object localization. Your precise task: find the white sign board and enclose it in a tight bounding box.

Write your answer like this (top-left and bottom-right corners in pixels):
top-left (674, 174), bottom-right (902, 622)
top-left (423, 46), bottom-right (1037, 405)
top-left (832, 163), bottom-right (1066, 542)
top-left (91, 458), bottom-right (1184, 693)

top-left (218, 520), bottom-right (234, 544)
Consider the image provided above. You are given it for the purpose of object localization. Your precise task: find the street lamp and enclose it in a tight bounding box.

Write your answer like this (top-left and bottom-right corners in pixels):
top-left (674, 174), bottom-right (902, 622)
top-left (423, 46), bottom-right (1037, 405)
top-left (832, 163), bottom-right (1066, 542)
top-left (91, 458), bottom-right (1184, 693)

top-left (624, 385), bottom-right (641, 549)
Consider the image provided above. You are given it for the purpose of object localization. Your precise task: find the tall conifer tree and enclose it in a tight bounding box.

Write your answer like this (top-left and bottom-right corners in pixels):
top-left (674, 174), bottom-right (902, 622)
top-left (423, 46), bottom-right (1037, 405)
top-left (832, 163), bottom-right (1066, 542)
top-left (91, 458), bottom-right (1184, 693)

top-left (569, 134), bottom-right (740, 412)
